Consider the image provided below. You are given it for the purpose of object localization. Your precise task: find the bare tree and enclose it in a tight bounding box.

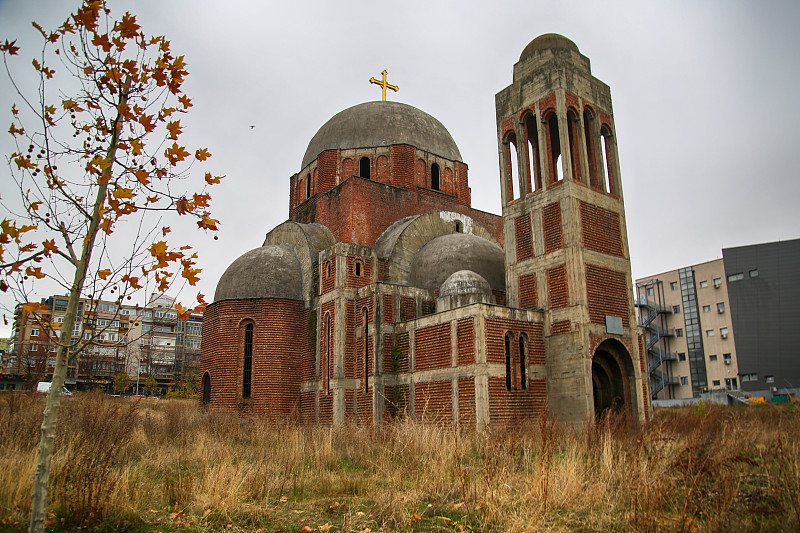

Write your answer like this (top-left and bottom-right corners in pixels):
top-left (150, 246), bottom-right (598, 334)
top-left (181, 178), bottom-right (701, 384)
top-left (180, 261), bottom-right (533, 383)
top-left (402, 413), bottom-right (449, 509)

top-left (0, 2), bottom-right (222, 531)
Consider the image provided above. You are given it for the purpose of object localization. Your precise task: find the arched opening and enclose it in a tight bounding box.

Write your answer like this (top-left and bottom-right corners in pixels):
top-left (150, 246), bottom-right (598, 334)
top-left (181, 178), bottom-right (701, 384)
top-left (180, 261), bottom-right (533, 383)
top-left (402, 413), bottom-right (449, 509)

top-left (202, 372), bottom-right (211, 405)
top-left (504, 333), bottom-right (512, 391)
top-left (454, 221), bottom-right (462, 233)
top-left (566, 109), bottom-right (581, 183)
top-left (519, 334), bottom-right (527, 390)
top-left (546, 112), bottom-right (564, 183)
top-left (592, 340), bottom-right (635, 419)
top-left (524, 113), bottom-right (541, 191)
top-left (355, 260), bottom-right (362, 277)
top-left (326, 260), bottom-right (332, 279)
top-left (359, 156), bottom-right (371, 179)
top-left (583, 108), bottom-right (598, 188)
top-left (306, 173), bottom-right (311, 198)
top-left (600, 125), bottom-right (616, 195)
top-left (324, 312), bottom-right (332, 395)
top-left (242, 323), bottom-right (253, 399)
top-left (431, 163), bottom-right (440, 190)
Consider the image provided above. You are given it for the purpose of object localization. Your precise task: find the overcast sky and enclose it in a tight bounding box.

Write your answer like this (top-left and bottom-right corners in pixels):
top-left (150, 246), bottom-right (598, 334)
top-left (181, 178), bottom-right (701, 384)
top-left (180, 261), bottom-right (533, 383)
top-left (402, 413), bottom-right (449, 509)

top-left (1, 0), bottom-right (799, 337)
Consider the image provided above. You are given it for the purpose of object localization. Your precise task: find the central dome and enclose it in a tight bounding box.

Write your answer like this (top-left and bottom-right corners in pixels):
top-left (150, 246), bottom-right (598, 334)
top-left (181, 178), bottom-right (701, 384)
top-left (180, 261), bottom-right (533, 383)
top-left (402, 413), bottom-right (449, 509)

top-left (301, 101), bottom-right (462, 169)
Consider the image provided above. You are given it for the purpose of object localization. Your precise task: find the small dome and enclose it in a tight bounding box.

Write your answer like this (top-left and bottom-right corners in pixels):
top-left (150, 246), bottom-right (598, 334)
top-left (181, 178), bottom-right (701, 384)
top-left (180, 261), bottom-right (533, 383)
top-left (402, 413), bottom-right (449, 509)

top-left (409, 233), bottom-right (505, 292)
top-left (439, 270), bottom-right (493, 297)
top-left (520, 33), bottom-right (579, 61)
top-left (214, 245), bottom-right (303, 302)
top-left (301, 101), bottom-right (462, 169)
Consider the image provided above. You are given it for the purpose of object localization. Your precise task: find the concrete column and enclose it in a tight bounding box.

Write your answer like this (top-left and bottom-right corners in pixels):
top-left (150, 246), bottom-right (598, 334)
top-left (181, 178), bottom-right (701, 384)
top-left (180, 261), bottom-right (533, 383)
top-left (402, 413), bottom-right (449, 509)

top-left (556, 91), bottom-right (573, 183)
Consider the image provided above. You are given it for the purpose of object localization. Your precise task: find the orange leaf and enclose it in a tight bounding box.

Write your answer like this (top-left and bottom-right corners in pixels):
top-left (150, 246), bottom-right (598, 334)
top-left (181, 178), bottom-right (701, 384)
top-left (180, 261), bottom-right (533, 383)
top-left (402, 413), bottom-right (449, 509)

top-left (165, 142), bottom-right (189, 165)
top-left (112, 188), bottom-right (134, 199)
top-left (166, 120), bottom-right (182, 140)
top-left (196, 214), bottom-right (219, 231)
top-left (8, 123), bottom-right (25, 136)
top-left (113, 12), bottom-right (140, 39)
top-left (182, 267), bottom-right (201, 285)
top-left (97, 268), bottom-right (112, 280)
top-left (162, 226), bottom-right (171, 236)
top-left (178, 94), bottom-right (192, 108)
top-left (42, 239), bottom-right (58, 256)
top-left (175, 197), bottom-right (191, 215)
top-left (134, 168), bottom-right (150, 185)
top-left (1, 39), bottom-right (20, 55)
top-left (204, 172), bottom-right (224, 185)
top-left (194, 148), bottom-right (211, 161)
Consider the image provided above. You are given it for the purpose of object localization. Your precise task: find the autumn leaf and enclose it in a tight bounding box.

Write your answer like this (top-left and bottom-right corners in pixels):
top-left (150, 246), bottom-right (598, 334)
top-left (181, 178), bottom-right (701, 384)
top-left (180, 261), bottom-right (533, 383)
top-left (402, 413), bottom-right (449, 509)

top-left (97, 268), bottom-right (112, 280)
top-left (91, 32), bottom-right (112, 52)
top-left (178, 94), bottom-right (192, 108)
top-left (134, 168), bottom-right (150, 185)
top-left (8, 122), bottom-right (24, 136)
top-left (25, 266), bottom-right (46, 279)
top-left (161, 226), bottom-right (171, 236)
top-left (62, 98), bottom-right (83, 112)
top-left (0, 39), bottom-right (20, 55)
top-left (194, 148), bottom-right (211, 161)
top-left (204, 172), bottom-right (224, 185)
top-left (182, 266), bottom-right (201, 286)
top-left (42, 239), bottom-right (58, 256)
top-left (130, 138), bottom-right (144, 156)
top-left (299, 528), bottom-right (316, 533)
top-left (166, 120), bottom-right (182, 140)
top-left (175, 197), bottom-right (191, 215)
top-left (121, 274), bottom-right (142, 289)
top-left (139, 113), bottom-right (155, 133)
top-left (192, 193), bottom-right (210, 208)
top-left (165, 142), bottom-right (189, 165)
top-left (113, 12), bottom-right (140, 39)
top-left (14, 155), bottom-right (37, 170)
top-left (112, 188), bottom-right (134, 199)
top-left (197, 214), bottom-right (219, 231)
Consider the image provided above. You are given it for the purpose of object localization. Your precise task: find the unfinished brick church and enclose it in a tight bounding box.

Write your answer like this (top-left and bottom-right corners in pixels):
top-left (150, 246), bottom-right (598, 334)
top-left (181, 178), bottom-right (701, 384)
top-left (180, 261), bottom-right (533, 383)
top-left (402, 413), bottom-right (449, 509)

top-left (199, 34), bottom-right (650, 428)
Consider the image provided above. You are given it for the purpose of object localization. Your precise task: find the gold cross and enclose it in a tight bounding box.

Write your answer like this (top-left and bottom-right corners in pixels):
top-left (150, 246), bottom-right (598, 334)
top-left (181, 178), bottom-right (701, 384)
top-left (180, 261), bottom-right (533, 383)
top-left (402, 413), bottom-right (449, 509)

top-left (369, 70), bottom-right (399, 101)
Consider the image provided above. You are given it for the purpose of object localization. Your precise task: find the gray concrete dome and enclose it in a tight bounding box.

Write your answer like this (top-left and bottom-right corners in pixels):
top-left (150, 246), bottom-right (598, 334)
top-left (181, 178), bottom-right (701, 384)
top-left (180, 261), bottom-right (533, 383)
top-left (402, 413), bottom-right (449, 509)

top-left (409, 233), bottom-right (505, 292)
top-left (214, 244), bottom-right (303, 302)
top-left (301, 101), bottom-right (462, 169)
top-left (439, 270), bottom-right (493, 297)
top-left (520, 33), bottom-right (579, 61)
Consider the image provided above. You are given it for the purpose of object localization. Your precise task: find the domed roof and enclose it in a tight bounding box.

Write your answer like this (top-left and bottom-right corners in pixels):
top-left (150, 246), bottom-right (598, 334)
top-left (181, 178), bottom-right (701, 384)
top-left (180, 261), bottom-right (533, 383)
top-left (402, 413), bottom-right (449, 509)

top-left (301, 101), bottom-right (462, 169)
top-left (214, 244), bottom-right (303, 302)
top-left (409, 233), bottom-right (505, 292)
top-left (439, 270), bottom-right (493, 297)
top-left (520, 33), bottom-right (579, 61)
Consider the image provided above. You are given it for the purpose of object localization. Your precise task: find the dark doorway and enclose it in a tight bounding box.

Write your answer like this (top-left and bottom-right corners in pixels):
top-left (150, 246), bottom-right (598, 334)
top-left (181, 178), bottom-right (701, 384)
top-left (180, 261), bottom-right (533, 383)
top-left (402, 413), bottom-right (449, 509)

top-left (592, 340), bottom-right (634, 419)
top-left (202, 372), bottom-right (211, 405)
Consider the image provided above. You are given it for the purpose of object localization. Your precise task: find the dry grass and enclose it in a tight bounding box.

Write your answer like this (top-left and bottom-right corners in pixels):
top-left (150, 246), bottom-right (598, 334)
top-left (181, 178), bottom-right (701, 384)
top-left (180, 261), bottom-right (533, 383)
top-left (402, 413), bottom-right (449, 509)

top-left (0, 393), bottom-right (798, 532)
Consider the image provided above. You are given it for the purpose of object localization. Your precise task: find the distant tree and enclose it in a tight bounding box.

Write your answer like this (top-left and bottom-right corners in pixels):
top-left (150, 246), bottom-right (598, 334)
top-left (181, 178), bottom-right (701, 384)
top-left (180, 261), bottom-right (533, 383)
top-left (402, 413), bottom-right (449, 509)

top-left (112, 371), bottom-right (130, 393)
top-left (0, 2), bottom-right (222, 531)
top-left (143, 376), bottom-right (158, 397)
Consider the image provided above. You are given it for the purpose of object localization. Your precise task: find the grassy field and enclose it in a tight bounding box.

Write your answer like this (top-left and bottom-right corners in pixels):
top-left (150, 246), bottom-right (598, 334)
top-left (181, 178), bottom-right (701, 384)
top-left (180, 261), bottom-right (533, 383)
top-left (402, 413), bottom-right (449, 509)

top-left (0, 393), bottom-right (798, 532)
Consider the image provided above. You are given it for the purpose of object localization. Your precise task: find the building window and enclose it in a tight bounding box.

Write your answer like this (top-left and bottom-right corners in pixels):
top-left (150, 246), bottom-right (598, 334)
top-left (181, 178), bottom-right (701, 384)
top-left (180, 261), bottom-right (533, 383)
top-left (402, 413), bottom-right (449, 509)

top-left (673, 305), bottom-right (680, 313)
top-left (742, 373), bottom-right (758, 382)
top-left (727, 272), bottom-right (744, 282)
top-left (202, 372), bottom-right (211, 405)
top-left (454, 221), bottom-right (462, 233)
top-left (723, 353), bottom-right (731, 364)
top-left (706, 329), bottom-right (714, 337)
top-left (720, 327), bottom-right (729, 338)
top-left (713, 278), bottom-right (722, 288)
top-left (749, 269), bottom-right (759, 278)
top-left (29, 343), bottom-right (38, 352)
top-left (31, 328), bottom-right (39, 337)
top-left (699, 280), bottom-right (708, 288)
top-left (712, 380), bottom-right (720, 387)
top-left (647, 287), bottom-right (654, 296)
top-left (670, 282), bottom-right (678, 291)
top-left (354, 260), bottom-right (362, 277)
top-left (702, 305), bottom-right (711, 312)
top-left (306, 173), bottom-right (311, 198)
top-left (359, 157), bottom-right (371, 179)
top-left (242, 323), bottom-right (253, 399)
top-left (709, 354), bottom-right (717, 362)
top-left (519, 335), bottom-right (527, 390)
top-left (765, 375), bottom-right (775, 384)
top-left (678, 352), bottom-right (686, 361)
top-left (717, 302), bottom-right (725, 313)
top-left (676, 328), bottom-right (683, 337)
top-left (504, 333), bottom-right (512, 392)
top-left (680, 376), bottom-right (688, 386)
top-left (431, 163), bottom-right (440, 190)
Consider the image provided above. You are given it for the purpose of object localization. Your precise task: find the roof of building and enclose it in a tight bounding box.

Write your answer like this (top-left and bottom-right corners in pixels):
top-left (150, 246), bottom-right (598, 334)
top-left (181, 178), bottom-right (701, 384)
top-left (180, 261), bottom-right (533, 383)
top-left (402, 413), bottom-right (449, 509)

top-left (409, 233), bottom-right (505, 292)
top-left (520, 33), bottom-right (579, 61)
top-left (214, 244), bottom-right (303, 302)
top-left (439, 270), bottom-right (493, 298)
top-left (301, 101), bottom-right (462, 169)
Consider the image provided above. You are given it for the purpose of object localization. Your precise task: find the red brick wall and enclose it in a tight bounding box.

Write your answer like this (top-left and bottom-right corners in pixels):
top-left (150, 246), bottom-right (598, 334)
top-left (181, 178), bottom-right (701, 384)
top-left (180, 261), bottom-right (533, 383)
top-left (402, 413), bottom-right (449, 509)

top-left (320, 301), bottom-right (335, 391)
top-left (400, 297), bottom-right (415, 321)
top-left (515, 214), bottom-right (533, 262)
top-left (458, 378), bottom-right (476, 429)
top-left (321, 256), bottom-right (336, 294)
top-left (415, 323), bottom-right (451, 371)
top-left (547, 265), bottom-right (569, 309)
top-left (551, 320), bottom-right (571, 336)
top-left (518, 273), bottom-right (538, 309)
top-left (199, 298), bottom-right (308, 422)
top-left (585, 263), bottom-right (629, 327)
top-left (346, 256), bottom-right (374, 288)
top-left (317, 150), bottom-right (339, 193)
top-left (543, 201), bottom-right (563, 253)
top-left (492, 289), bottom-right (507, 307)
top-left (414, 380), bottom-right (452, 427)
top-left (300, 391), bottom-right (315, 425)
top-left (457, 318), bottom-right (475, 366)
top-left (580, 201), bottom-right (623, 257)
top-left (290, 176), bottom-right (502, 247)
top-left (376, 155), bottom-right (389, 182)
top-left (488, 377), bottom-right (546, 428)
top-left (538, 93), bottom-right (556, 113)
top-left (391, 332), bottom-right (409, 373)
top-left (383, 294), bottom-right (394, 323)
top-left (391, 144), bottom-right (415, 188)
top-left (485, 318), bottom-right (545, 366)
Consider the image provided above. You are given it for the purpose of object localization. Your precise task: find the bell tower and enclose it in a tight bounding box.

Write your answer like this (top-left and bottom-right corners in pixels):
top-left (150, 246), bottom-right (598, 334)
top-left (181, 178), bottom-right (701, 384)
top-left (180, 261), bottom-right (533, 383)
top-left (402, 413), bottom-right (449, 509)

top-left (495, 34), bottom-right (648, 424)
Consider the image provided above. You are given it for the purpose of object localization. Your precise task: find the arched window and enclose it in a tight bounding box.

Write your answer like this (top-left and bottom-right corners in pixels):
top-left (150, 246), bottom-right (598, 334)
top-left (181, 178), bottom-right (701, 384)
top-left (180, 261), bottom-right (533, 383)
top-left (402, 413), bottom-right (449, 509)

top-left (326, 260), bottom-right (332, 279)
top-left (600, 125), bottom-right (616, 195)
top-left (362, 307), bottom-right (369, 392)
top-left (504, 333), bottom-right (512, 391)
top-left (454, 221), bottom-right (462, 233)
top-left (324, 312), bottom-right (332, 394)
top-left (242, 323), bottom-right (253, 399)
top-left (524, 113), bottom-right (541, 191)
top-left (355, 260), bottom-right (362, 277)
top-left (583, 108), bottom-right (598, 188)
top-left (546, 112), bottom-right (564, 183)
top-left (431, 163), bottom-right (440, 190)
top-left (566, 109), bottom-right (581, 183)
top-left (202, 372), bottom-right (211, 405)
top-left (359, 156), bottom-right (371, 179)
top-left (519, 335), bottom-right (527, 390)
top-left (504, 132), bottom-right (520, 201)
top-left (306, 173), bottom-right (311, 198)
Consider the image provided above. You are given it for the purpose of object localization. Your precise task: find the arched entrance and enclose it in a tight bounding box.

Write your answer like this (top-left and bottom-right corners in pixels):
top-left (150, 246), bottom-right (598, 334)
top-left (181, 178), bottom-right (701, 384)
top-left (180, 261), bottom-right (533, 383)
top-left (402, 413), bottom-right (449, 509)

top-left (202, 372), bottom-right (211, 405)
top-left (592, 339), bottom-right (635, 419)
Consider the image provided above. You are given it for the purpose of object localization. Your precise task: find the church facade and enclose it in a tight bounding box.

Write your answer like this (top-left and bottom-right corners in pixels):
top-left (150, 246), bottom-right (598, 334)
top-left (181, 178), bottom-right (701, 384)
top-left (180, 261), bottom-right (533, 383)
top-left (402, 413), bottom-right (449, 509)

top-left (199, 34), bottom-right (650, 428)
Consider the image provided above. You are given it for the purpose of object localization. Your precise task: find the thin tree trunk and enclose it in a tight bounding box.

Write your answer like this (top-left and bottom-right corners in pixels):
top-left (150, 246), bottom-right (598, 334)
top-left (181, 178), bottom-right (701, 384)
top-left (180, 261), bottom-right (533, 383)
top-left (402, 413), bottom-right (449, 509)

top-left (28, 87), bottom-right (127, 533)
